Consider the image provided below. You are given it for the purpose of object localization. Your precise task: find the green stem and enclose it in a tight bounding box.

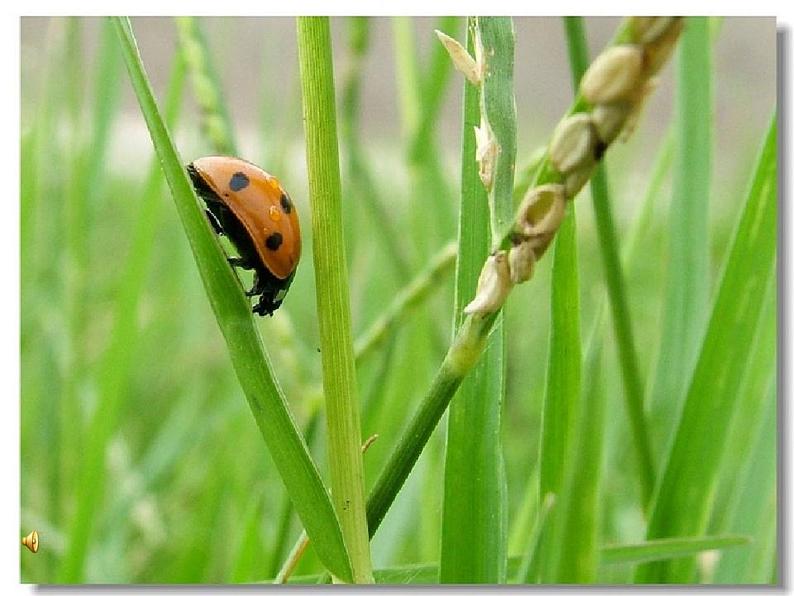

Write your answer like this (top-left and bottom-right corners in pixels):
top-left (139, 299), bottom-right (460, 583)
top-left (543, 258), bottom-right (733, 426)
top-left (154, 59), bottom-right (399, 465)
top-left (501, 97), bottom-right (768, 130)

top-left (563, 16), bottom-right (655, 506)
top-left (354, 242), bottom-right (456, 361)
top-left (366, 313), bottom-right (497, 534)
top-left (296, 17), bottom-right (373, 584)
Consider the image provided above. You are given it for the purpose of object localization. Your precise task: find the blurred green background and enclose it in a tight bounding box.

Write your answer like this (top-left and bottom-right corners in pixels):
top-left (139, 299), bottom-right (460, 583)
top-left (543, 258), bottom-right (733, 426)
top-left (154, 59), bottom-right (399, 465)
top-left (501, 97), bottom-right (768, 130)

top-left (20, 17), bottom-right (776, 583)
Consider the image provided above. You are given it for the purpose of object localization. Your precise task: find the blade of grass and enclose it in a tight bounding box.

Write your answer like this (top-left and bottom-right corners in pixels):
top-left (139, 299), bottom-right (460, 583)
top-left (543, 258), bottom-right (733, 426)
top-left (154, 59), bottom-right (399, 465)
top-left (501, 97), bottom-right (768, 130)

top-left (648, 16), bottom-right (713, 463)
top-left (535, 16), bottom-right (585, 583)
top-left (112, 16), bottom-right (353, 583)
top-left (712, 386), bottom-right (777, 584)
top-left (603, 535), bottom-right (750, 566)
top-left (340, 17), bottom-right (411, 279)
top-left (516, 493), bottom-right (555, 583)
top-left (439, 17), bottom-right (512, 583)
top-left (58, 18), bottom-right (125, 581)
top-left (354, 241), bottom-right (456, 362)
top-left (547, 314), bottom-right (606, 583)
top-left (709, 275), bottom-right (776, 533)
top-left (636, 113), bottom-right (777, 583)
top-left (296, 16), bottom-right (373, 584)
top-left (283, 535), bottom-right (748, 584)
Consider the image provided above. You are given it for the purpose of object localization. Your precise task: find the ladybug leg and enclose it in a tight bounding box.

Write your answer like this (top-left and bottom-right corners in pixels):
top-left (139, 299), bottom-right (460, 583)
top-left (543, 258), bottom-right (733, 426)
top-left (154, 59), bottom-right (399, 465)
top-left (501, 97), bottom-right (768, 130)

top-left (204, 209), bottom-right (224, 235)
top-left (253, 295), bottom-right (275, 317)
top-left (246, 271), bottom-right (265, 297)
top-left (228, 256), bottom-right (255, 270)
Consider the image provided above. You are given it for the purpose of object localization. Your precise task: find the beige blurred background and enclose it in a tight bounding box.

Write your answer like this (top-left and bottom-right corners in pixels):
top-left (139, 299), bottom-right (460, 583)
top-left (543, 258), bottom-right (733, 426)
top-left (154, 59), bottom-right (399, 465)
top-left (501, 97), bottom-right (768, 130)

top-left (20, 16), bottom-right (776, 223)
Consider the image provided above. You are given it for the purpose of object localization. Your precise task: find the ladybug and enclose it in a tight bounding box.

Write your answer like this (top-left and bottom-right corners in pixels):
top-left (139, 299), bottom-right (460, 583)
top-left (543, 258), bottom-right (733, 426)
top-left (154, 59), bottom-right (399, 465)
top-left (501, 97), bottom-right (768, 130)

top-left (187, 156), bottom-right (301, 316)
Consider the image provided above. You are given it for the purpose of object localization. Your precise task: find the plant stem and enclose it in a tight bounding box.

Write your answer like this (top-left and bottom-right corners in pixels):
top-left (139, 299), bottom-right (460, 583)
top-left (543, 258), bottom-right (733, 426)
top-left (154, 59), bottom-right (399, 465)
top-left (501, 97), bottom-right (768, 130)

top-left (354, 241), bottom-right (456, 361)
top-left (565, 15), bottom-right (655, 507)
top-left (296, 16), bottom-right (373, 584)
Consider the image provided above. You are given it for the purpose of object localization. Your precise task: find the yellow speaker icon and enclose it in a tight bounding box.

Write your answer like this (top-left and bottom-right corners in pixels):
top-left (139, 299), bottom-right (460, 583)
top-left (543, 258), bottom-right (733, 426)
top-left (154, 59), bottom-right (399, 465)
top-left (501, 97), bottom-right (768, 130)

top-left (22, 530), bottom-right (39, 553)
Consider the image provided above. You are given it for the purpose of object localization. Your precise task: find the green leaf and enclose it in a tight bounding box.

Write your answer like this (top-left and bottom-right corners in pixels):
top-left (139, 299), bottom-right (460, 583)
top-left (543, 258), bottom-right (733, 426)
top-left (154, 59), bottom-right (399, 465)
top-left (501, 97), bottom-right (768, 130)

top-left (648, 16), bottom-right (714, 463)
top-left (58, 18), bottom-right (125, 581)
top-left (112, 17), bottom-right (353, 584)
top-left (535, 17), bottom-right (584, 584)
top-left (713, 387), bottom-right (777, 584)
top-left (603, 535), bottom-right (750, 566)
top-left (439, 17), bottom-right (512, 583)
top-left (636, 113), bottom-right (776, 583)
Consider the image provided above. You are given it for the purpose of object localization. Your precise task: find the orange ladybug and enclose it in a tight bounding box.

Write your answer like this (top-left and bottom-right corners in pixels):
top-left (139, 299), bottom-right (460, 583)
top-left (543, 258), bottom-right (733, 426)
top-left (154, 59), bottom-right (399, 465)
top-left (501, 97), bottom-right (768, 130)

top-left (187, 156), bottom-right (301, 316)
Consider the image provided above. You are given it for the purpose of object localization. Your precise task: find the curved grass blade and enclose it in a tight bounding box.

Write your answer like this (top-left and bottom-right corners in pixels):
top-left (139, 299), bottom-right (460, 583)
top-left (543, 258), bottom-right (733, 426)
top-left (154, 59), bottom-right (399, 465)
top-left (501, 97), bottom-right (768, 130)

top-left (112, 17), bottom-right (352, 583)
top-left (636, 113), bottom-right (777, 583)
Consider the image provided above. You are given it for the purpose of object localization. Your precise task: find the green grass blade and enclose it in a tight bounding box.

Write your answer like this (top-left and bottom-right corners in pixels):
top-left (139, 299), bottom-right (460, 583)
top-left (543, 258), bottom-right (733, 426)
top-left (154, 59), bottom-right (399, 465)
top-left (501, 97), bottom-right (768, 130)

top-left (112, 17), bottom-right (352, 583)
top-left (65, 52), bottom-right (185, 580)
top-left (636, 113), bottom-right (776, 583)
top-left (603, 535), bottom-right (750, 566)
top-left (648, 17), bottom-right (714, 462)
top-left (354, 242), bottom-right (456, 362)
top-left (713, 387), bottom-right (777, 584)
top-left (517, 493), bottom-right (555, 583)
top-left (535, 17), bottom-right (585, 584)
top-left (573, 16), bottom-right (656, 507)
top-left (549, 328), bottom-right (606, 582)
top-left (57, 18), bottom-right (124, 581)
top-left (283, 536), bottom-right (747, 584)
top-left (340, 17), bottom-right (411, 278)
top-left (439, 17), bottom-right (512, 583)
top-left (709, 276), bottom-right (776, 534)
top-left (296, 16), bottom-right (373, 583)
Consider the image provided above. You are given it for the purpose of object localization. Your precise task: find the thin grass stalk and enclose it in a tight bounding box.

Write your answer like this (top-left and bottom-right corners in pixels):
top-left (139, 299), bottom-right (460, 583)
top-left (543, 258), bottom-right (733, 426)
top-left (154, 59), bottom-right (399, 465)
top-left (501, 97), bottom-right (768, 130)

top-left (340, 17), bottom-right (411, 278)
top-left (534, 17), bottom-right (587, 583)
top-left (113, 16), bottom-right (353, 583)
top-left (296, 17), bottom-right (373, 584)
top-left (364, 16), bottom-right (682, 545)
top-left (636, 113), bottom-right (777, 583)
top-left (648, 16), bottom-right (713, 462)
top-left (439, 17), bottom-right (512, 584)
top-left (353, 242), bottom-right (456, 361)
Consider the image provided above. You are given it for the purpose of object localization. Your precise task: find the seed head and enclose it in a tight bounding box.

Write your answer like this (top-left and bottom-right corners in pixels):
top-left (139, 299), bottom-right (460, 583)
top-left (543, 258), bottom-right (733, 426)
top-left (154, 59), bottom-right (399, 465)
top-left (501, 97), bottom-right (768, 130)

top-left (592, 102), bottom-right (631, 145)
top-left (475, 115), bottom-right (499, 191)
top-left (508, 241), bottom-right (535, 284)
top-left (581, 45), bottom-right (645, 105)
top-left (563, 162), bottom-right (596, 199)
top-left (515, 183), bottom-right (566, 241)
top-left (463, 251), bottom-right (513, 316)
top-left (549, 113), bottom-right (597, 174)
top-left (630, 16), bottom-right (681, 45)
top-left (435, 29), bottom-right (482, 86)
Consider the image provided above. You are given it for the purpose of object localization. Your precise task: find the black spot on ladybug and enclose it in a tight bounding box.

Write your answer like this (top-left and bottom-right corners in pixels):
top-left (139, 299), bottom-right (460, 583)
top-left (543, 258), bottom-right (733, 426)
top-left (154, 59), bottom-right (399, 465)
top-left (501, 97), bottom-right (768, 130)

top-left (229, 171), bottom-right (250, 191)
top-left (265, 232), bottom-right (283, 251)
top-left (280, 193), bottom-right (292, 214)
